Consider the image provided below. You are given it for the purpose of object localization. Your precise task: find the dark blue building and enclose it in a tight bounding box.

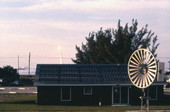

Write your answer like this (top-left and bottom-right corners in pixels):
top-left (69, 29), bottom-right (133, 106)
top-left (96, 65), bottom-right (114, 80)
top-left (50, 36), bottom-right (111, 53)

top-left (35, 64), bottom-right (165, 105)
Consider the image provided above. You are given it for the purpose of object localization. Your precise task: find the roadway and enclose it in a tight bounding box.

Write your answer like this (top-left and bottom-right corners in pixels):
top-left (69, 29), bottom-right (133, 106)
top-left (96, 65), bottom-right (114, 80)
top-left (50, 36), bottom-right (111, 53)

top-left (164, 87), bottom-right (170, 93)
top-left (0, 87), bottom-right (37, 94)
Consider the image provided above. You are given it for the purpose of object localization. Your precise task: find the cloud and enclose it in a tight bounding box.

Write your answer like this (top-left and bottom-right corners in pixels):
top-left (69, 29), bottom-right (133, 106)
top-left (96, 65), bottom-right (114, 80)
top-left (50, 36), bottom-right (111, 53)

top-left (0, 0), bottom-right (170, 68)
top-left (1, 0), bottom-right (169, 26)
top-left (16, 0), bottom-right (170, 12)
top-left (40, 20), bottom-right (116, 32)
top-left (0, 17), bottom-right (117, 63)
top-left (1, 0), bottom-right (169, 13)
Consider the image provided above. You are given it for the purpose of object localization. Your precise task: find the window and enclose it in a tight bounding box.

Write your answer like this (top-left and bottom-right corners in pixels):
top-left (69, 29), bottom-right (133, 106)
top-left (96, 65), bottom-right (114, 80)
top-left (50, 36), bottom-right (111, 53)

top-left (61, 87), bottom-right (71, 101)
top-left (84, 87), bottom-right (92, 95)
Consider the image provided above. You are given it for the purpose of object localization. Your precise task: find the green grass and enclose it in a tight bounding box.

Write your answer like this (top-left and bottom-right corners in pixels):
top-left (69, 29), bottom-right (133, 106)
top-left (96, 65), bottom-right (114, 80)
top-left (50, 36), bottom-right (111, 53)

top-left (0, 94), bottom-right (170, 111)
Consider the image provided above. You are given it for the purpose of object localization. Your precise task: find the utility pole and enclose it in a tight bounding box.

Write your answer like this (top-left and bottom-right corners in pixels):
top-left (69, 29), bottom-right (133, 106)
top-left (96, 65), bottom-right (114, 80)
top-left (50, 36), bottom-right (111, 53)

top-left (28, 52), bottom-right (31, 76)
top-left (169, 61), bottom-right (170, 71)
top-left (18, 55), bottom-right (19, 74)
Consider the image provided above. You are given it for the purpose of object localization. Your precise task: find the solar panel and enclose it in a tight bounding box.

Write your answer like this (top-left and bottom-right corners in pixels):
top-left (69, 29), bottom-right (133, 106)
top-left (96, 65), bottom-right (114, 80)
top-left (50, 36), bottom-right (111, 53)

top-left (35, 64), bottom-right (130, 85)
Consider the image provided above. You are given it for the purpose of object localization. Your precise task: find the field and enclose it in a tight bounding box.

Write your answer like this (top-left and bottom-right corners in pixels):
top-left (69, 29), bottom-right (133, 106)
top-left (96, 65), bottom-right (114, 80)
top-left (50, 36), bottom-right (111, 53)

top-left (1, 94), bottom-right (170, 112)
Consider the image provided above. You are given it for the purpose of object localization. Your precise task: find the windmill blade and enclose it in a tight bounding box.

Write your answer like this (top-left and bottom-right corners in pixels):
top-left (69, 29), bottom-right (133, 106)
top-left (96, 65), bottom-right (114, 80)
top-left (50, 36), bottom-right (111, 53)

top-left (132, 54), bottom-right (141, 64)
top-left (128, 48), bottom-right (157, 89)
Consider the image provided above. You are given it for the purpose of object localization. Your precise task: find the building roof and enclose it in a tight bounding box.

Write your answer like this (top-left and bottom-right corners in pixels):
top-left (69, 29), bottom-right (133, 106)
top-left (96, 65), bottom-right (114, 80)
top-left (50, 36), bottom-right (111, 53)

top-left (35, 64), bottom-right (164, 86)
top-left (35, 64), bottom-right (131, 86)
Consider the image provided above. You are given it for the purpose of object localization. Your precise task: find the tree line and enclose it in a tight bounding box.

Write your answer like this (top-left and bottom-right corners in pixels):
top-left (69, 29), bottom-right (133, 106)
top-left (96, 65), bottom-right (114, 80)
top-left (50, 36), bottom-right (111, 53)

top-left (72, 19), bottom-right (159, 64)
top-left (0, 66), bottom-right (19, 85)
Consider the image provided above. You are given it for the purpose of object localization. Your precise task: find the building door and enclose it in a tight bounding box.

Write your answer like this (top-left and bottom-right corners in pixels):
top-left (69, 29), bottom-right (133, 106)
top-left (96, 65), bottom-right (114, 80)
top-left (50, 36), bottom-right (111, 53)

top-left (112, 87), bottom-right (129, 104)
top-left (61, 87), bottom-right (71, 101)
top-left (113, 87), bottom-right (121, 104)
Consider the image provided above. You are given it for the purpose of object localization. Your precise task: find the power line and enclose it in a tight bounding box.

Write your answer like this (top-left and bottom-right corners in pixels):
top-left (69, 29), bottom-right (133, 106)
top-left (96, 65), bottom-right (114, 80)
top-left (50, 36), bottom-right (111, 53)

top-left (0, 56), bottom-right (170, 59)
top-left (0, 56), bottom-right (73, 59)
top-left (158, 57), bottom-right (170, 59)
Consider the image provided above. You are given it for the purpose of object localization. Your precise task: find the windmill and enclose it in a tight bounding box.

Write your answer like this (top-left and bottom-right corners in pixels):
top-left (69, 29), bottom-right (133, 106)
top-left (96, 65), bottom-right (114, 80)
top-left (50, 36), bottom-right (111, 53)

top-left (128, 48), bottom-right (157, 110)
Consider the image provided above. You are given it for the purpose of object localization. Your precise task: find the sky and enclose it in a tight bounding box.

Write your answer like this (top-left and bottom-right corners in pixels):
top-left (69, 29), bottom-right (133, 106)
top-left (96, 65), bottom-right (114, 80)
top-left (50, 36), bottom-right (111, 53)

top-left (0, 0), bottom-right (170, 74)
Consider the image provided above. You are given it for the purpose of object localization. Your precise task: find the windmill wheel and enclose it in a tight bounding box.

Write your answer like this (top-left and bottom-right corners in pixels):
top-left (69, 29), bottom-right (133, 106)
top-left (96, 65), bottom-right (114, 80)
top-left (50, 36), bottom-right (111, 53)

top-left (128, 48), bottom-right (157, 88)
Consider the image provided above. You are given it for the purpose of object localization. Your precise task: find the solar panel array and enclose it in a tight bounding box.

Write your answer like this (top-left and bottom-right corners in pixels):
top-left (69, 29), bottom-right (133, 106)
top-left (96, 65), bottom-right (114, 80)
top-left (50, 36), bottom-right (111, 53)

top-left (35, 64), bottom-right (130, 85)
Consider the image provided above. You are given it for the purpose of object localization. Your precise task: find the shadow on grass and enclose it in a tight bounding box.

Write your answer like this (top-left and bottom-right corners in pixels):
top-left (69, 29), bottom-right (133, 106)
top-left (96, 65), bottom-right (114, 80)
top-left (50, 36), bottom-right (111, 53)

top-left (4, 100), bottom-right (36, 104)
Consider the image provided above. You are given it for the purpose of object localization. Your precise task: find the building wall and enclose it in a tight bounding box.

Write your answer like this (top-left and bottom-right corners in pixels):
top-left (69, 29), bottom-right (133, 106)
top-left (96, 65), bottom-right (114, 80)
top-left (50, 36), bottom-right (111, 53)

top-left (149, 85), bottom-right (164, 105)
top-left (129, 85), bottom-right (164, 105)
top-left (129, 86), bottom-right (143, 105)
top-left (37, 85), bottom-right (164, 105)
top-left (37, 86), bottom-right (112, 105)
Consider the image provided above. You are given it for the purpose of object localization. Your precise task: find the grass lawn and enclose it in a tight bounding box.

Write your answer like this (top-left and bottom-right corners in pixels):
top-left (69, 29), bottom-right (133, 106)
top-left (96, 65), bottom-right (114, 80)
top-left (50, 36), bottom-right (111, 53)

top-left (0, 94), bottom-right (170, 112)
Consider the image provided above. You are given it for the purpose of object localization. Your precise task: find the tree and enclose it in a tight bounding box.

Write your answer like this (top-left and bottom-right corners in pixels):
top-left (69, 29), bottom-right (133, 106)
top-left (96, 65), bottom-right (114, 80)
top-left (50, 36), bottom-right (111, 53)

top-left (72, 19), bottom-right (159, 64)
top-left (0, 65), bottom-right (19, 84)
